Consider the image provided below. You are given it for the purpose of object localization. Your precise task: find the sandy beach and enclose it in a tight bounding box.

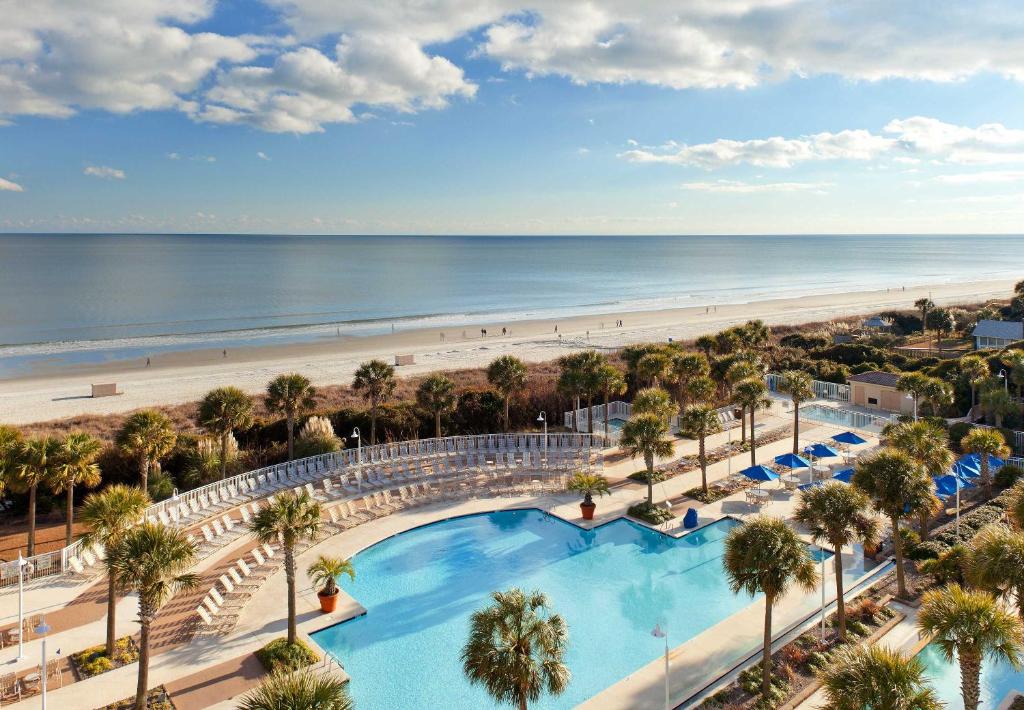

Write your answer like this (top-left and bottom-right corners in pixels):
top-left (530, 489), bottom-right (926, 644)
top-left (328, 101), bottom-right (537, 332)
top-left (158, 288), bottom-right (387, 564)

top-left (0, 278), bottom-right (1013, 425)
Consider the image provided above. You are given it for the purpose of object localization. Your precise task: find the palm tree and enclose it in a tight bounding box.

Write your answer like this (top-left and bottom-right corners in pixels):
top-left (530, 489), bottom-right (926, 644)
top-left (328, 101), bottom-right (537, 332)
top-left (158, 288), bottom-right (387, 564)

top-left (116, 410), bottom-right (177, 493)
top-left (780, 370), bottom-right (814, 454)
top-left (416, 373), bottom-right (458, 439)
top-left (734, 378), bottom-right (772, 466)
top-left (595, 364), bottom-right (627, 440)
top-left (307, 555), bottom-right (355, 597)
top-left (107, 523), bottom-right (198, 710)
top-left (238, 668), bottom-right (354, 710)
top-left (926, 307), bottom-right (955, 355)
top-left (680, 405), bottom-right (721, 496)
top-left (794, 482), bottom-right (878, 639)
top-left (352, 359), bottom-right (397, 444)
top-left (487, 355), bottom-right (529, 432)
top-left (249, 490), bottom-right (321, 645)
top-left (965, 524), bottom-right (1024, 619)
top-left (725, 358), bottom-right (759, 442)
top-left (564, 351), bottom-right (605, 434)
top-left (817, 644), bottom-right (941, 710)
top-left (960, 355), bottom-right (990, 409)
top-left (620, 413), bottom-right (674, 506)
top-left (637, 351), bottom-right (671, 388)
top-left (886, 420), bottom-right (954, 539)
top-left (915, 297), bottom-right (934, 338)
top-left (631, 387), bottom-right (677, 423)
top-left (79, 484), bottom-right (151, 658)
top-left (961, 427), bottom-right (1011, 498)
top-left (695, 335), bottom-right (716, 358)
top-left (980, 385), bottom-right (1015, 428)
top-left (461, 588), bottom-right (570, 710)
top-left (50, 432), bottom-right (102, 547)
top-left (918, 584), bottom-right (1024, 710)
top-left (724, 516), bottom-right (817, 698)
top-left (921, 377), bottom-right (953, 417)
top-left (12, 436), bottom-right (61, 556)
top-left (671, 352), bottom-right (709, 408)
top-left (0, 426), bottom-right (21, 499)
top-left (557, 366), bottom-right (585, 431)
top-left (685, 375), bottom-right (717, 406)
top-left (197, 387), bottom-right (254, 479)
top-left (852, 449), bottom-right (936, 599)
top-left (1007, 480), bottom-right (1024, 529)
top-left (265, 373), bottom-right (317, 461)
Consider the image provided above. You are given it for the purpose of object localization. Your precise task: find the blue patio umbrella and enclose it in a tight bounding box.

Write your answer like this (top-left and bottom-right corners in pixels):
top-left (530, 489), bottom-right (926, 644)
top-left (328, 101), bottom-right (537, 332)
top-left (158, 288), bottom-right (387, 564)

top-left (832, 468), bottom-right (854, 483)
top-left (933, 474), bottom-right (975, 498)
top-left (774, 453), bottom-right (811, 469)
top-left (831, 431), bottom-right (867, 446)
top-left (951, 461), bottom-right (980, 479)
top-left (960, 452), bottom-right (1006, 469)
top-left (804, 443), bottom-right (841, 459)
top-left (798, 480), bottom-right (823, 491)
top-left (741, 464), bottom-right (779, 493)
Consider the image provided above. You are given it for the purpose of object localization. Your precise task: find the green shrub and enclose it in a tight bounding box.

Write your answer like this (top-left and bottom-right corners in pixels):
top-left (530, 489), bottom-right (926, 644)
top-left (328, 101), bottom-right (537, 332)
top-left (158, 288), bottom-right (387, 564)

top-left (627, 470), bottom-right (668, 484)
top-left (997, 464), bottom-right (1024, 489)
top-left (292, 435), bottom-right (341, 459)
top-left (72, 636), bottom-right (138, 679)
top-left (255, 638), bottom-right (319, 673)
top-left (627, 502), bottom-right (674, 524)
top-left (948, 422), bottom-right (972, 451)
top-left (919, 544), bottom-right (968, 585)
top-left (845, 619), bottom-right (869, 637)
top-left (683, 485), bottom-right (731, 504)
top-left (909, 539), bottom-right (947, 561)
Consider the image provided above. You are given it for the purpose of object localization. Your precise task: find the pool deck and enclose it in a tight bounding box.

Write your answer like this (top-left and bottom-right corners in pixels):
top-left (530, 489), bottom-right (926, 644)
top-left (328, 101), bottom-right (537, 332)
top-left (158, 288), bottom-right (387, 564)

top-left (1, 405), bottom-right (887, 709)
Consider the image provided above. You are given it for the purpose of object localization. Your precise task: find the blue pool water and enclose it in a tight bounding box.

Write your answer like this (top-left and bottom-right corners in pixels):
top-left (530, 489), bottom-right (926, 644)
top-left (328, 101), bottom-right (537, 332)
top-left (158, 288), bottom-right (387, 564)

top-left (799, 404), bottom-right (889, 434)
top-left (920, 642), bottom-right (1024, 708)
top-left (310, 510), bottom-right (852, 709)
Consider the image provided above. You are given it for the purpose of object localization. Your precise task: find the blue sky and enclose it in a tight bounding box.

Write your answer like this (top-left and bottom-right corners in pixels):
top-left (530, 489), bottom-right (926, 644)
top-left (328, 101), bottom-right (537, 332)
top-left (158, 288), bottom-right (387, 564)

top-left (3, 1), bottom-right (1024, 234)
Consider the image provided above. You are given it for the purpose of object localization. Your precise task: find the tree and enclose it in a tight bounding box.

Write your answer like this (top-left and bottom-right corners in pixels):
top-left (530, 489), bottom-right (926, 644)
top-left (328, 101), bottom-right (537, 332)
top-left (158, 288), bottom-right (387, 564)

top-left (920, 377), bottom-right (953, 417)
top-left (265, 373), bottom-right (317, 461)
top-left (918, 584), bottom-right (1024, 710)
top-left (914, 297), bottom-right (934, 337)
top-left (108, 523), bottom-right (198, 710)
top-left (780, 370), bottom-right (814, 454)
top-left (595, 364), bottom-right (627, 440)
top-left (631, 387), bottom-right (677, 423)
top-left (558, 352), bottom-right (603, 433)
top-left (50, 432), bottom-right (102, 547)
top-left (11, 436), bottom-right (61, 556)
top-left (1008, 351), bottom-right (1024, 405)
top-left (461, 588), bottom-right (569, 710)
top-left (237, 668), bottom-right (354, 710)
top-left (352, 359), bottom-right (397, 444)
top-left (794, 482), bottom-right (878, 639)
top-left (0, 426), bottom-right (21, 498)
top-left (961, 427), bottom-right (1011, 498)
top-left (886, 420), bottom-right (954, 539)
top-left (896, 372), bottom-right (931, 418)
top-left (724, 516), bottom-right (817, 698)
top-left (197, 387), bottom-right (254, 479)
top-left (620, 413), bottom-right (674, 506)
top-left (959, 355), bottom-right (990, 409)
top-left (116, 410), bottom-right (177, 493)
top-left (817, 644), bottom-right (941, 710)
top-left (416, 374), bottom-right (458, 439)
top-left (487, 356), bottom-right (528, 432)
top-left (680, 405), bottom-right (721, 496)
top-left (307, 555), bottom-right (355, 597)
top-left (248, 490), bottom-right (322, 645)
top-left (926, 307), bottom-right (955, 355)
top-left (670, 352), bottom-right (709, 408)
top-left (734, 378), bottom-right (772, 466)
top-left (980, 385), bottom-right (1015, 428)
top-left (725, 359), bottom-right (760, 443)
top-left (852, 449), bottom-right (935, 598)
top-left (695, 335), bottom-right (715, 357)
top-left (636, 351), bottom-right (671, 388)
top-left (685, 375), bottom-right (717, 406)
top-left (965, 524), bottom-right (1024, 619)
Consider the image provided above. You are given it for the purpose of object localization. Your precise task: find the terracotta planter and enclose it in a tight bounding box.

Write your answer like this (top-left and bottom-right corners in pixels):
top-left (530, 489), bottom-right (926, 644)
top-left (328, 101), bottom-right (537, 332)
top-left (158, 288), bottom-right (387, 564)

top-left (318, 591), bottom-right (339, 613)
top-left (580, 502), bottom-right (596, 520)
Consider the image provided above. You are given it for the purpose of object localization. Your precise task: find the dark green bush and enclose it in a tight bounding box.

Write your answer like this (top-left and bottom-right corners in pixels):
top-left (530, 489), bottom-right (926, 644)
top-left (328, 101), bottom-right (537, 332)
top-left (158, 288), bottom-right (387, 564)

top-left (627, 502), bottom-right (674, 524)
top-left (997, 464), bottom-right (1024, 489)
top-left (255, 638), bottom-right (319, 673)
top-left (628, 470), bottom-right (668, 484)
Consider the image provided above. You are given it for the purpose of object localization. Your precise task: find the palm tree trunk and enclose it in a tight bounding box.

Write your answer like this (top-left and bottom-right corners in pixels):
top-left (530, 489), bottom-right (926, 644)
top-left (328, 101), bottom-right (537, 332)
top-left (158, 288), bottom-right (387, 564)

top-left (287, 414), bottom-right (295, 461)
top-left (792, 400), bottom-right (800, 454)
top-left (504, 396), bottom-right (511, 432)
top-left (1017, 584), bottom-right (1024, 619)
top-left (106, 573), bottom-right (117, 658)
top-left (749, 408), bottom-right (756, 467)
top-left (65, 484), bottom-right (74, 548)
top-left (645, 453), bottom-right (654, 506)
top-left (286, 544), bottom-right (297, 645)
top-left (981, 460), bottom-right (992, 498)
top-left (892, 514), bottom-right (908, 598)
top-left (135, 605), bottom-right (152, 710)
top-left (917, 508), bottom-right (931, 541)
top-left (833, 536), bottom-right (847, 640)
top-left (959, 649), bottom-right (982, 710)
top-left (586, 395), bottom-right (593, 434)
top-left (140, 455), bottom-right (150, 493)
top-left (518, 693), bottom-right (528, 710)
top-left (435, 410), bottom-right (442, 439)
top-left (699, 435), bottom-right (708, 494)
top-left (740, 405), bottom-right (747, 443)
top-left (370, 400), bottom-right (378, 445)
top-left (762, 597), bottom-right (773, 698)
top-left (27, 484), bottom-right (37, 557)
top-left (220, 432), bottom-right (229, 480)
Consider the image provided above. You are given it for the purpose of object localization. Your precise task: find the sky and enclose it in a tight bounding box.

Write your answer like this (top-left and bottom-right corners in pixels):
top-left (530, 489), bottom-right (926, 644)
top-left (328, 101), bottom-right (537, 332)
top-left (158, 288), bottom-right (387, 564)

top-left (3, 1), bottom-right (1024, 235)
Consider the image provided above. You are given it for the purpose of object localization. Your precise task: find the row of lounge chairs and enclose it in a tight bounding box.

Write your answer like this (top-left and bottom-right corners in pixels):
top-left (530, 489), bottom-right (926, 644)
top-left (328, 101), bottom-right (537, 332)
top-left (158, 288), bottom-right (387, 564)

top-left (196, 543), bottom-right (279, 633)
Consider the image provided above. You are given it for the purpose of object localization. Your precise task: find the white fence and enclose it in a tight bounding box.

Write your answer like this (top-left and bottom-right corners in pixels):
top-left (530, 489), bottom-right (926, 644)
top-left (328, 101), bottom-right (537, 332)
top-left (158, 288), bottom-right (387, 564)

top-left (564, 401), bottom-right (632, 433)
top-left (766, 373), bottom-right (850, 402)
top-left (0, 432), bottom-right (599, 589)
top-left (797, 404), bottom-right (895, 433)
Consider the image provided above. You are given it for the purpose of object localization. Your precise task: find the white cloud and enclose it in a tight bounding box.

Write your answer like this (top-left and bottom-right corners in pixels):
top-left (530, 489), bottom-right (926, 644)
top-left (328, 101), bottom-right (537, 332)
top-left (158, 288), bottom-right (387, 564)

top-left (0, 177), bottom-right (24, 192)
top-left (681, 179), bottom-right (831, 193)
top-left (622, 117), bottom-right (1024, 169)
top-left (84, 165), bottom-right (126, 179)
top-left (257, 151), bottom-right (270, 161)
top-left (934, 170), bottom-right (1024, 184)
top-left (166, 152), bottom-right (181, 160)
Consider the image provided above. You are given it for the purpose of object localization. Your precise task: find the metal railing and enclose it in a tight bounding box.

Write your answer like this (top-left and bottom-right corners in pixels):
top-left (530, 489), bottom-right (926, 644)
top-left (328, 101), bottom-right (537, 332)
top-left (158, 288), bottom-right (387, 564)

top-left (564, 401), bottom-right (631, 433)
top-left (797, 404), bottom-right (895, 433)
top-left (0, 432), bottom-right (599, 589)
top-left (765, 373), bottom-right (850, 402)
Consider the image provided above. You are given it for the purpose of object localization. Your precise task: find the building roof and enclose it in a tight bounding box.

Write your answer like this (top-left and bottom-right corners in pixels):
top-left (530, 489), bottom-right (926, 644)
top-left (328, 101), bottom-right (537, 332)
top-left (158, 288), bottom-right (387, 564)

top-left (862, 316), bottom-right (891, 328)
top-left (847, 371), bottom-right (901, 388)
top-left (972, 319), bottom-right (1024, 341)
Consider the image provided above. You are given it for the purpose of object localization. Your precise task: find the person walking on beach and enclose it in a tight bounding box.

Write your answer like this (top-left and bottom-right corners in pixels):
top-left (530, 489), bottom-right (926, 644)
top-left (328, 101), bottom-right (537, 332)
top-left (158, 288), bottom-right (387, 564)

top-left (554, 324), bottom-right (558, 333)
top-left (440, 332), bottom-right (445, 342)
top-left (145, 357), bottom-right (150, 367)
top-left (502, 327), bottom-right (507, 336)
top-left (223, 349), bottom-right (227, 358)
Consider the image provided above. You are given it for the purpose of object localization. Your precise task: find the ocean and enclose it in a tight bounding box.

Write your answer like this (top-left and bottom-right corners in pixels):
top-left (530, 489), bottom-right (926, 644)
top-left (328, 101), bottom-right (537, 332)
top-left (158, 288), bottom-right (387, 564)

top-left (1, 233), bottom-right (1022, 377)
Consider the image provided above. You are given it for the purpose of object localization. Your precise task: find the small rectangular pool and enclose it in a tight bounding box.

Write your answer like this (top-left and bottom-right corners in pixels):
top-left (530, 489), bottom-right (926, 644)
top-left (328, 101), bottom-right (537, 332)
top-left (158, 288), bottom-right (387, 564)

top-left (799, 404), bottom-right (888, 434)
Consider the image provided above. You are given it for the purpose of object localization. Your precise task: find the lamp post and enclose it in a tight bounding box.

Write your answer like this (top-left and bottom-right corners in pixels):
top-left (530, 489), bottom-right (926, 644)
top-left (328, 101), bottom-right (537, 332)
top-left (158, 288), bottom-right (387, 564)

top-left (15, 553), bottom-right (28, 660)
top-left (351, 428), bottom-right (362, 492)
top-left (35, 615), bottom-right (50, 710)
top-left (1000, 369), bottom-right (1008, 393)
top-left (905, 393), bottom-right (917, 422)
top-left (651, 624), bottom-right (669, 710)
top-left (727, 417), bottom-right (733, 478)
top-left (817, 545), bottom-right (826, 642)
top-left (537, 412), bottom-right (547, 462)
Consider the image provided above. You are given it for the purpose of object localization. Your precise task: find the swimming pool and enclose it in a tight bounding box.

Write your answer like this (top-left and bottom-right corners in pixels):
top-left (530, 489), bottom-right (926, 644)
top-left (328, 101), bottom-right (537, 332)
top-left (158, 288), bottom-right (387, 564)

top-left (919, 642), bottom-right (1023, 708)
top-left (799, 404), bottom-right (890, 433)
top-left (310, 510), bottom-right (855, 709)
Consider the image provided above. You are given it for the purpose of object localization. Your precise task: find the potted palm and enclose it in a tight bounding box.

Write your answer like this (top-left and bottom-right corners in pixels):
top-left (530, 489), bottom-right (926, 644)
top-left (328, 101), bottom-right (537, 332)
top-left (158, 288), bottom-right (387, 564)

top-left (567, 472), bottom-right (611, 520)
top-left (307, 555), bottom-right (355, 614)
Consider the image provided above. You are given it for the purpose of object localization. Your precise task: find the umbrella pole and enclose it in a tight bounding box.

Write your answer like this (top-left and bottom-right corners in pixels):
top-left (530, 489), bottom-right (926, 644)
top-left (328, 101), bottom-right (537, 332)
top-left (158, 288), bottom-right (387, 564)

top-left (956, 483), bottom-right (960, 538)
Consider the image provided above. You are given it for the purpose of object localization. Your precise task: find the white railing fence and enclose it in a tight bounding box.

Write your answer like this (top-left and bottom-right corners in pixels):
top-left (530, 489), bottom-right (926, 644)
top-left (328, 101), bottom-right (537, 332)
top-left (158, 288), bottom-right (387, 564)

top-left (0, 432), bottom-right (599, 589)
top-left (564, 401), bottom-right (631, 433)
top-left (766, 373), bottom-right (850, 403)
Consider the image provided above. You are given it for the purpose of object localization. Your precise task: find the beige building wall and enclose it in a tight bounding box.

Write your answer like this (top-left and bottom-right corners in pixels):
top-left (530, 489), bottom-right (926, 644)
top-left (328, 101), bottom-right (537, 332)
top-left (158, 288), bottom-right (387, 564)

top-left (852, 383), bottom-right (914, 414)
